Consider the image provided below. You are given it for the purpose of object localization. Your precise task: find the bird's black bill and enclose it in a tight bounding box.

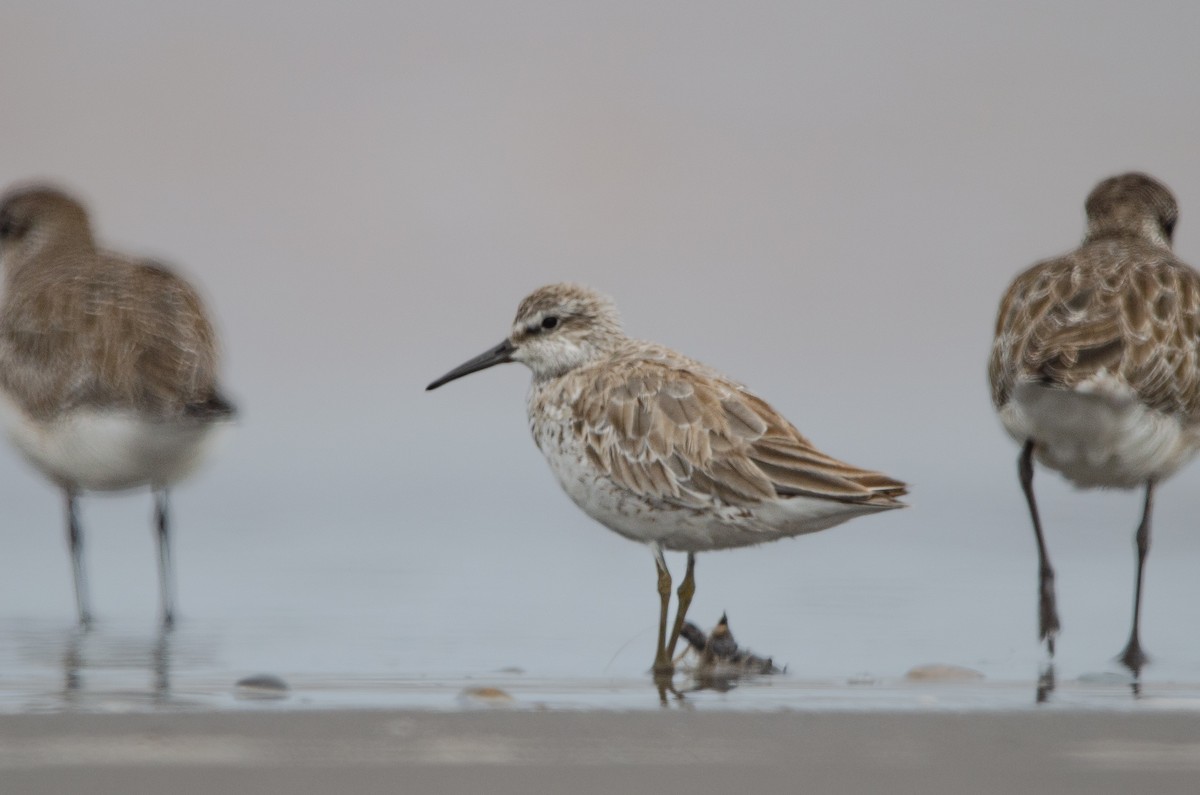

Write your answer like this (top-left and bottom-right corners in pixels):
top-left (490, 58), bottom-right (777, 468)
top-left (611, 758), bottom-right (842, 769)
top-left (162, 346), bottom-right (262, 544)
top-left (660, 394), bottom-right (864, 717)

top-left (426, 339), bottom-right (516, 390)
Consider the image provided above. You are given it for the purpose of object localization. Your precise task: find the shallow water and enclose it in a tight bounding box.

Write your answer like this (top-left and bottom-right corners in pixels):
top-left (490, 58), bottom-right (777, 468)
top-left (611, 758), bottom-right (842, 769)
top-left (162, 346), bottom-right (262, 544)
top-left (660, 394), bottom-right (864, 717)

top-left (3, 486), bottom-right (1200, 714)
top-left (4, 615), bottom-right (1200, 714)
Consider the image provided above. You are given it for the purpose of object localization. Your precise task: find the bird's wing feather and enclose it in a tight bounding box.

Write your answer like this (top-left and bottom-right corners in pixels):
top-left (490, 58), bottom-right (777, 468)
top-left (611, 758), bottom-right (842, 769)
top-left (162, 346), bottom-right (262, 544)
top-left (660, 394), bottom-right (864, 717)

top-left (989, 244), bottom-right (1200, 418)
top-left (0, 255), bottom-right (224, 418)
top-left (573, 357), bottom-right (907, 510)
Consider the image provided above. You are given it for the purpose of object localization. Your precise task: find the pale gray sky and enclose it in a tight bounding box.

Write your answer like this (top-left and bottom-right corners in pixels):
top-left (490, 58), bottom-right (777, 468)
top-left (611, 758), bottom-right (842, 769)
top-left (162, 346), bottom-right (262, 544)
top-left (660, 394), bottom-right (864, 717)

top-left (2, 1), bottom-right (1199, 679)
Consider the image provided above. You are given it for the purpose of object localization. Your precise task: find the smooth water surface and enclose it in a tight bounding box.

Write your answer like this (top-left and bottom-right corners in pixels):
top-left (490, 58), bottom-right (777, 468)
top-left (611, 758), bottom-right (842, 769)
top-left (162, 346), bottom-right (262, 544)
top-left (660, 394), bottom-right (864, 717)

top-left (3, 482), bottom-right (1200, 714)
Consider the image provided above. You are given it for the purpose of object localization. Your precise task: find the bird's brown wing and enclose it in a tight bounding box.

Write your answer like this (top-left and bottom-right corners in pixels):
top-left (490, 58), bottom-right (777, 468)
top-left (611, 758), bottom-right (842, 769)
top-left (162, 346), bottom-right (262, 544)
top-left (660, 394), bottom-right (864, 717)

top-left (990, 243), bottom-right (1200, 418)
top-left (572, 357), bottom-right (907, 510)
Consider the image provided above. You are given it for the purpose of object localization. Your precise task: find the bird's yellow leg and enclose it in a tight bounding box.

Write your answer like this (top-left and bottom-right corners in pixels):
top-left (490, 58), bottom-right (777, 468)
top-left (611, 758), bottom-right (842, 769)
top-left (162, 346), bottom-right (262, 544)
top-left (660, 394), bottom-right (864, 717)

top-left (652, 545), bottom-right (673, 675)
top-left (666, 553), bottom-right (696, 659)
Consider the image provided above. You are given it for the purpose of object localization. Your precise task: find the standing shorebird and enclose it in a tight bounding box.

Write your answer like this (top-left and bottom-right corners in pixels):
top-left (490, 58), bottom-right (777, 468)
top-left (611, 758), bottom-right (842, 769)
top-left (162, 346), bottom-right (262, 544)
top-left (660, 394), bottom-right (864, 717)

top-left (0, 184), bottom-right (235, 628)
top-left (989, 172), bottom-right (1200, 682)
top-left (428, 283), bottom-right (907, 675)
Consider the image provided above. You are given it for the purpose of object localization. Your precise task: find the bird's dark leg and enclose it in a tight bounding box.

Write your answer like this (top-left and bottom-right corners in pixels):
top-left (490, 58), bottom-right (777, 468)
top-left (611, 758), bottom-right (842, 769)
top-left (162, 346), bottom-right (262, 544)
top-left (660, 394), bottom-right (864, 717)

top-left (1019, 440), bottom-right (1059, 655)
top-left (652, 545), bottom-right (674, 677)
top-left (65, 490), bottom-right (92, 627)
top-left (1118, 480), bottom-right (1154, 687)
top-left (154, 489), bottom-right (176, 630)
top-left (666, 553), bottom-right (696, 660)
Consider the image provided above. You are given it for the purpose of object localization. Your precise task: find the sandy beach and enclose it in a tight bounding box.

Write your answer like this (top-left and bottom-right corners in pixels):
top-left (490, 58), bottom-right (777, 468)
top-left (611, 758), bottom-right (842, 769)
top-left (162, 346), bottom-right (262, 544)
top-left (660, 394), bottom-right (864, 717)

top-left (3, 708), bottom-right (1199, 794)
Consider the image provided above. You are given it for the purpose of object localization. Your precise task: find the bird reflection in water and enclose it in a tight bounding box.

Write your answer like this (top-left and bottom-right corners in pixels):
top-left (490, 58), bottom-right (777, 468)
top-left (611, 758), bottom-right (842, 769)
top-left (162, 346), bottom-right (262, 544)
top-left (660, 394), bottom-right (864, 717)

top-left (57, 623), bottom-right (175, 704)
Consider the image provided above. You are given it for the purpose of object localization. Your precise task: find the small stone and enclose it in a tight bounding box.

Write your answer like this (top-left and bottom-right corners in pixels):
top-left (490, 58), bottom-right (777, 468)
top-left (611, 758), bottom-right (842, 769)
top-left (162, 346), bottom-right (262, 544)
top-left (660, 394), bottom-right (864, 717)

top-left (458, 686), bottom-right (515, 706)
top-left (234, 673), bottom-right (290, 699)
top-left (904, 664), bottom-right (985, 682)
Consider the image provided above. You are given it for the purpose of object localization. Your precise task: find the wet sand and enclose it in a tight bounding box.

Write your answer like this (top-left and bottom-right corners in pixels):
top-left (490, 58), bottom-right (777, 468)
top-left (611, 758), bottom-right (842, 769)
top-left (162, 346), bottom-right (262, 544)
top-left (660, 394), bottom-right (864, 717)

top-left (3, 709), bottom-right (1199, 794)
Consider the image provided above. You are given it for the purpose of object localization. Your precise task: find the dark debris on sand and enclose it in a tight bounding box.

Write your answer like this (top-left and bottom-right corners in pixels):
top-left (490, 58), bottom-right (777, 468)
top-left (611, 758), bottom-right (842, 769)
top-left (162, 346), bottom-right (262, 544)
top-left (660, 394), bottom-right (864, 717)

top-left (679, 613), bottom-right (783, 682)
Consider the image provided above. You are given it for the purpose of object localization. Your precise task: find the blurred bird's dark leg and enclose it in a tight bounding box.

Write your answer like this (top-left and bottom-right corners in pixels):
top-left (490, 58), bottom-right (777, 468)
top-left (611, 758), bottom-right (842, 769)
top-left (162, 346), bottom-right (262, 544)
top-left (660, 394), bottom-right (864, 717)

top-left (1020, 441), bottom-right (1059, 702)
top-left (65, 490), bottom-right (92, 628)
top-left (1118, 480), bottom-right (1154, 691)
top-left (154, 489), bottom-right (176, 630)
top-left (652, 545), bottom-right (674, 678)
top-left (1020, 441), bottom-right (1059, 654)
top-left (666, 553), bottom-right (696, 659)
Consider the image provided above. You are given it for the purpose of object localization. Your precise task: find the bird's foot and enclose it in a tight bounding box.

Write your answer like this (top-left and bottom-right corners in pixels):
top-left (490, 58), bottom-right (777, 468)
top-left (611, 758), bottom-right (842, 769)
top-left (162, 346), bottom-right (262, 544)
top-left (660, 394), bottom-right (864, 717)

top-left (1118, 636), bottom-right (1149, 683)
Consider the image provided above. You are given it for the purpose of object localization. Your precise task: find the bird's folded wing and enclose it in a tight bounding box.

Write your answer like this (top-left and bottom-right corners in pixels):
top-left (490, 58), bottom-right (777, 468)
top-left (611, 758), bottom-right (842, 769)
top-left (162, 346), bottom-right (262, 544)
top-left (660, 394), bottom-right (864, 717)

top-left (0, 258), bottom-right (223, 418)
top-left (990, 252), bottom-right (1200, 417)
top-left (573, 360), bottom-right (906, 510)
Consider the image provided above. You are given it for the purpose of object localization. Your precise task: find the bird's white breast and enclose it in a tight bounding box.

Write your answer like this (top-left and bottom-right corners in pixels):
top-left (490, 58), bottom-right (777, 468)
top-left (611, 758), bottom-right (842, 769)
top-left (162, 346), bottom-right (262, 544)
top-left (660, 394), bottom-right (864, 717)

top-left (1001, 377), bottom-right (1200, 488)
top-left (0, 391), bottom-right (226, 492)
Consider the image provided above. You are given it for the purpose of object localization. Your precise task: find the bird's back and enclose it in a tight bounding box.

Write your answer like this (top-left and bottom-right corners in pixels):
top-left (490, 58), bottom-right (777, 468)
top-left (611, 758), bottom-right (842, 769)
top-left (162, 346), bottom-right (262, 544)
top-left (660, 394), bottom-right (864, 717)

top-left (990, 240), bottom-right (1200, 418)
top-left (990, 238), bottom-right (1200, 486)
top-left (0, 251), bottom-right (231, 422)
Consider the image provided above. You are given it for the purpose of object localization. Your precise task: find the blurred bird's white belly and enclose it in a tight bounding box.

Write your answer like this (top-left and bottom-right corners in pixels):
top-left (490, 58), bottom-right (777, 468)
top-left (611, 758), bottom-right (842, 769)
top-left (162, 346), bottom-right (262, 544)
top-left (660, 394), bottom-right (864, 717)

top-left (0, 396), bottom-right (224, 492)
top-left (1001, 380), bottom-right (1200, 488)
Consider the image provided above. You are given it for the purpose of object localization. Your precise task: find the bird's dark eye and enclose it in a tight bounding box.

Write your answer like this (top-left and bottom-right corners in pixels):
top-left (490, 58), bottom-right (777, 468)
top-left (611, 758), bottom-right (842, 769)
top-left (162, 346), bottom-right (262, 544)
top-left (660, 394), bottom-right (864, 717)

top-left (1163, 216), bottom-right (1177, 241)
top-left (0, 213), bottom-right (18, 240)
top-left (541, 316), bottom-right (559, 330)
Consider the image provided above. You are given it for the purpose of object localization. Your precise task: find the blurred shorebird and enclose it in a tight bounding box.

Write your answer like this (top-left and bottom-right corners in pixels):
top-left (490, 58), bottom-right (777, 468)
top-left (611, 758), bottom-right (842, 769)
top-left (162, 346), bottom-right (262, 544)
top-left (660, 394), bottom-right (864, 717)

top-left (428, 283), bottom-right (906, 676)
top-left (0, 184), bottom-right (235, 628)
top-left (990, 172), bottom-right (1200, 683)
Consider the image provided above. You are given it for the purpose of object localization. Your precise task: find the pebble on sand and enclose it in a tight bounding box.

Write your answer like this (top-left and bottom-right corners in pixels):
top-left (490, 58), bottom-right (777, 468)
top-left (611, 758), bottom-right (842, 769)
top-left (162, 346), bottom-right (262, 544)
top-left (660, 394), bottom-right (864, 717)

top-left (234, 673), bottom-right (291, 700)
top-left (904, 664), bottom-right (985, 682)
top-left (458, 686), bottom-right (516, 707)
